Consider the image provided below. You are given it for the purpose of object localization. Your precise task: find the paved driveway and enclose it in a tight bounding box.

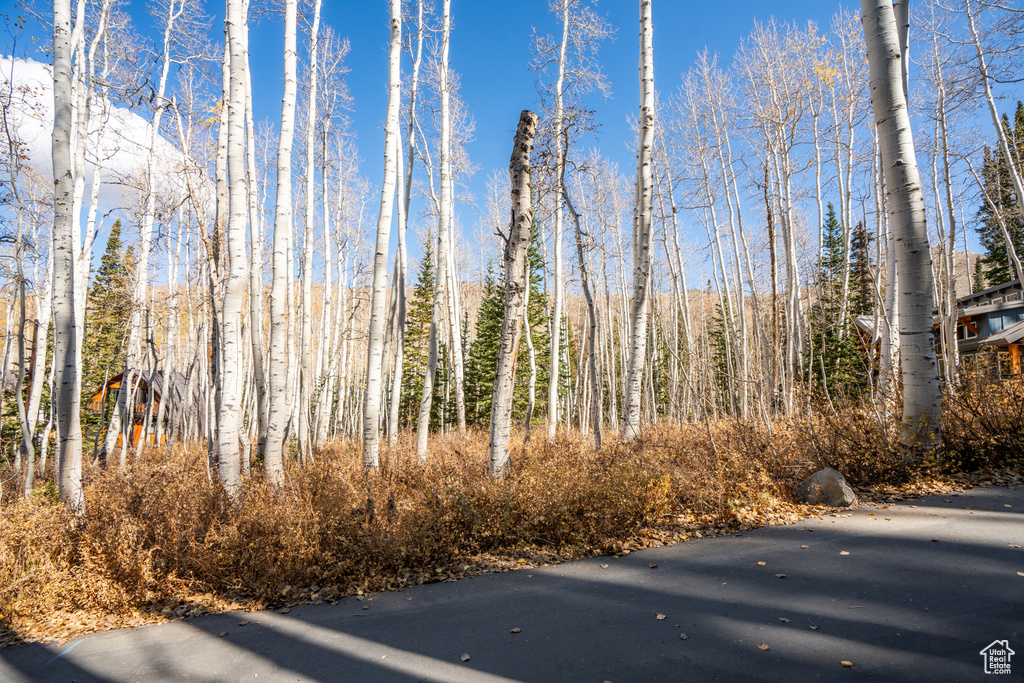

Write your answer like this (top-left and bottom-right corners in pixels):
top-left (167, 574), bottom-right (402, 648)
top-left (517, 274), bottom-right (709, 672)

top-left (2, 486), bottom-right (1021, 682)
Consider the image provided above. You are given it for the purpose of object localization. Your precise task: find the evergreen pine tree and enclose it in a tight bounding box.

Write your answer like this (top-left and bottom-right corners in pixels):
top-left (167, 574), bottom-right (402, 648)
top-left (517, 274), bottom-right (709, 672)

top-left (82, 220), bottom-right (134, 429)
top-left (973, 258), bottom-right (987, 293)
top-left (848, 220), bottom-right (874, 319)
top-left (464, 222), bottom-right (551, 427)
top-left (808, 204), bottom-right (866, 401)
top-left (399, 232), bottom-right (446, 431)
top-left (976, 102), bottom-right (1024, 286)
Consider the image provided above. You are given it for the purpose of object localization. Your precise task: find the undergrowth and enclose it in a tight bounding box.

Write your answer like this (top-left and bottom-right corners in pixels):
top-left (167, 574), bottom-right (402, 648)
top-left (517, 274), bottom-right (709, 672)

top-left (1, 376), bottom-right (1021, 643)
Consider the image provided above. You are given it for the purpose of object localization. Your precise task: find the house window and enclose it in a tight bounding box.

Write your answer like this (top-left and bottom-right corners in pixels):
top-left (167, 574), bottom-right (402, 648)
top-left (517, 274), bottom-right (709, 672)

top-left (1006, 292), bottom-right (1021, 302)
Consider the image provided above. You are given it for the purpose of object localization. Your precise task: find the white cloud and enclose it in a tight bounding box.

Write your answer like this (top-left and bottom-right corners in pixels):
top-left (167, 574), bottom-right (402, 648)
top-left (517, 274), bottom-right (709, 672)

top-left (1, 55), bottom-right (203, 216)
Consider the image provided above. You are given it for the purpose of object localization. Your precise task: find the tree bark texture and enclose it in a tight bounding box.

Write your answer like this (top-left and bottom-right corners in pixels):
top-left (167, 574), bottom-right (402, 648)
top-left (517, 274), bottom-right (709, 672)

top-left (362, 0), bottom-right (402, 468)
top-left (489, 110), bottom-right (538, 477)
top-left (861, 0), bottom-right (941, 456)
top-left (623, 0), bottom-right (655, 439)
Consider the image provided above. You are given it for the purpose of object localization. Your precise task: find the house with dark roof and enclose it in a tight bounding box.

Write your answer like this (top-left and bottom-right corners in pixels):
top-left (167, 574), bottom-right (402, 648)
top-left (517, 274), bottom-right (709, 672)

top-left (950, 279), bottom-right (1024, 376)
top-left (851, 279), bottom-right (1023, 378)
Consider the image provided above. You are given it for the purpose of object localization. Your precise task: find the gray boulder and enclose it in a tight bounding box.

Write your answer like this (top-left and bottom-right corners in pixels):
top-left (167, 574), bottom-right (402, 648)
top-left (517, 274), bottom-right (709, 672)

top-left (797, 468), bottom-right (857, 507)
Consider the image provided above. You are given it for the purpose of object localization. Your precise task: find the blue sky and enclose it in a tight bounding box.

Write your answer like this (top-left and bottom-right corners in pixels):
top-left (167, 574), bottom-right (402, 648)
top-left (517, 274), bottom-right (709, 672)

top-left (247, 0), bottom-right (850, 250)
top-left (0, 0), bottom-right (861, 261)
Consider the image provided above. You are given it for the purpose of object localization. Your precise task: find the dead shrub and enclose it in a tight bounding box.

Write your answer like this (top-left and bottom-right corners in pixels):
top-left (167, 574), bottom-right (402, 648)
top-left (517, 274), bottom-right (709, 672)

top-left (2, 387), bottom-right (1022, 643)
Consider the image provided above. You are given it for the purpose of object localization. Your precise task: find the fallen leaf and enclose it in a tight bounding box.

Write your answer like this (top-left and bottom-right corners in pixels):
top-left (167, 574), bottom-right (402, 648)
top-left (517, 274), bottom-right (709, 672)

top-left (839, 551), bottom-right (850, 556)
top-left (679, 633), bottom-right (688, 640)
top-left (600, 564), bottom-right (609, 569)
top-left (800, 545), bottom-right (809, 549)
top-left (218, 630), bottom-right (228, 637)
top-left (280, 608), bottom-right (291, 614)
top-left (931, 539), bottom-right (939, 543)
top-left (649, 564), bottom-right (658, 569)
top-left (362, 605), bottom-right (369, 610)
top-left (656, 614), bottom-right (667, 621)
top-left (1017, 572), bottom-right (1024, 577)
top-left (758, 643), bottom-right (770, 651)
top-left (460, 654), bottom-right (471, 662)
top-left (841, 660), bottom-right (854, 667)
top-left (779, 617), bottom-right (790, 623)
top-left (757, 561), bottom-right (766, 566)
top-left (238, 620), bottom-right (249, 627)
top-left (1005, 505), bottom-right (1013, 508)
top-left (775, 574), bottom-right (787, 579)
top-left (809, 624), bottom-right (819, 630)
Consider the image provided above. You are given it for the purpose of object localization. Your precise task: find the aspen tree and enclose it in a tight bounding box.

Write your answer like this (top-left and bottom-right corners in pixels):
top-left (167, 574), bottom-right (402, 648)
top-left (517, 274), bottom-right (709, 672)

top-left (415, 0), bottom-right (453, 459)
top-left (489, 110), bottom-right (538, 476)
top-left (266, 0), bottom-right (299, 483)
top-left (622, 0), bottom-right (655, 439)
top-left (363, 0), bottom-right (402, 468)
top-left (565, 186), bottom-right (601, 445)
top-left (385, 0), bottom-right (424, 447)
top-left (244, 1), bottom-right (268, 457)
top-left (861, 0), bottom-right (942, 455)
top-left (100, 0), bottom-right (185, 466)
top-left (547, 0), bottom-right (570, 441)
top-left (51, 0), bottom-right (83, 510)
top-left (216, 0), bottom-right (251, 494)
top-left (297, 0), bottom-right (322, 463)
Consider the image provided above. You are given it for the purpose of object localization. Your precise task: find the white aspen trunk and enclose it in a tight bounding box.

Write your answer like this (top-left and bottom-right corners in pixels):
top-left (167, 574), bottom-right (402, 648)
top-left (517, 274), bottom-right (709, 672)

top-left (547, 0), bottom-right (570, 442)
top-left (15, 192), bottom-right (32, 476)
top-left (658, 146), bottom-right (696, 420)
top-left (1, 299), bottom-right (14, 396)
top-left (929, 132), bottom-right (954, 388)
top-left (157, 208), bottom-right (183, 446)
top-left (386, 0), bottom-right (423, 446)
top-left (298, 0), bottom-right (321, 462)
top-left (362, 0), bottom-right (402, 468)
top-left (861, 0), bottom-right (941, 455)
top-left (936, 60), bottom-right (959, 387)
top-left (566, 189), bottom-right (602, 446)
top-left (415, 0), bottom-right (451, 459)
top-left (244, 8), bottom-right (268, 457)
top-left (72, 0), bottom-right (107, 404)
top-left (51, 0), bottom-right (83, 511)
top-left (100, 0), bottom-right (182, 464)
top-left (25, 248), bottom-right (53, 444)
top-left (489, 110), bottom-right (538, 476)
top-left (706, 102), bottom-right (750, 419)
top-left (386, 137), bottom-right (409, 446)
top-left (266, 0), bottom-right (299, 483)
top-left (447, 207), bottom-right (466, 433)
top-left (622, 0), bottom-right (654, 439)
top-left (314, 139), bottom-right (334, 446)
top-left (523, 264), bottom-right (538, 434)
top-left (217, 0), bottom-right (250, 495)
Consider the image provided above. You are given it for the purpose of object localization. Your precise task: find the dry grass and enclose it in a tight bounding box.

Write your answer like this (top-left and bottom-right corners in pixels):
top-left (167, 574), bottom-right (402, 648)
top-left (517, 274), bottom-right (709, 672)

top-left (1, 380), bottom-right (1022, 644)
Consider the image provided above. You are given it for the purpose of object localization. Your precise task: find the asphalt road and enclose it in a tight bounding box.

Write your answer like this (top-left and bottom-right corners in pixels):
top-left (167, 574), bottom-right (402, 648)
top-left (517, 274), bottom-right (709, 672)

top-left (2, 486), bottom-right (1022, 682)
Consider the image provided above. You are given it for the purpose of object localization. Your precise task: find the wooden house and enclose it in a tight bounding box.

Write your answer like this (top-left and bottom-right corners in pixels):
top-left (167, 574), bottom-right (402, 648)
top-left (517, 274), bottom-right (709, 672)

top-left (950, 279), bottom-right (1024, 377)
top-left (87, 369), bottom-right (202, 445)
